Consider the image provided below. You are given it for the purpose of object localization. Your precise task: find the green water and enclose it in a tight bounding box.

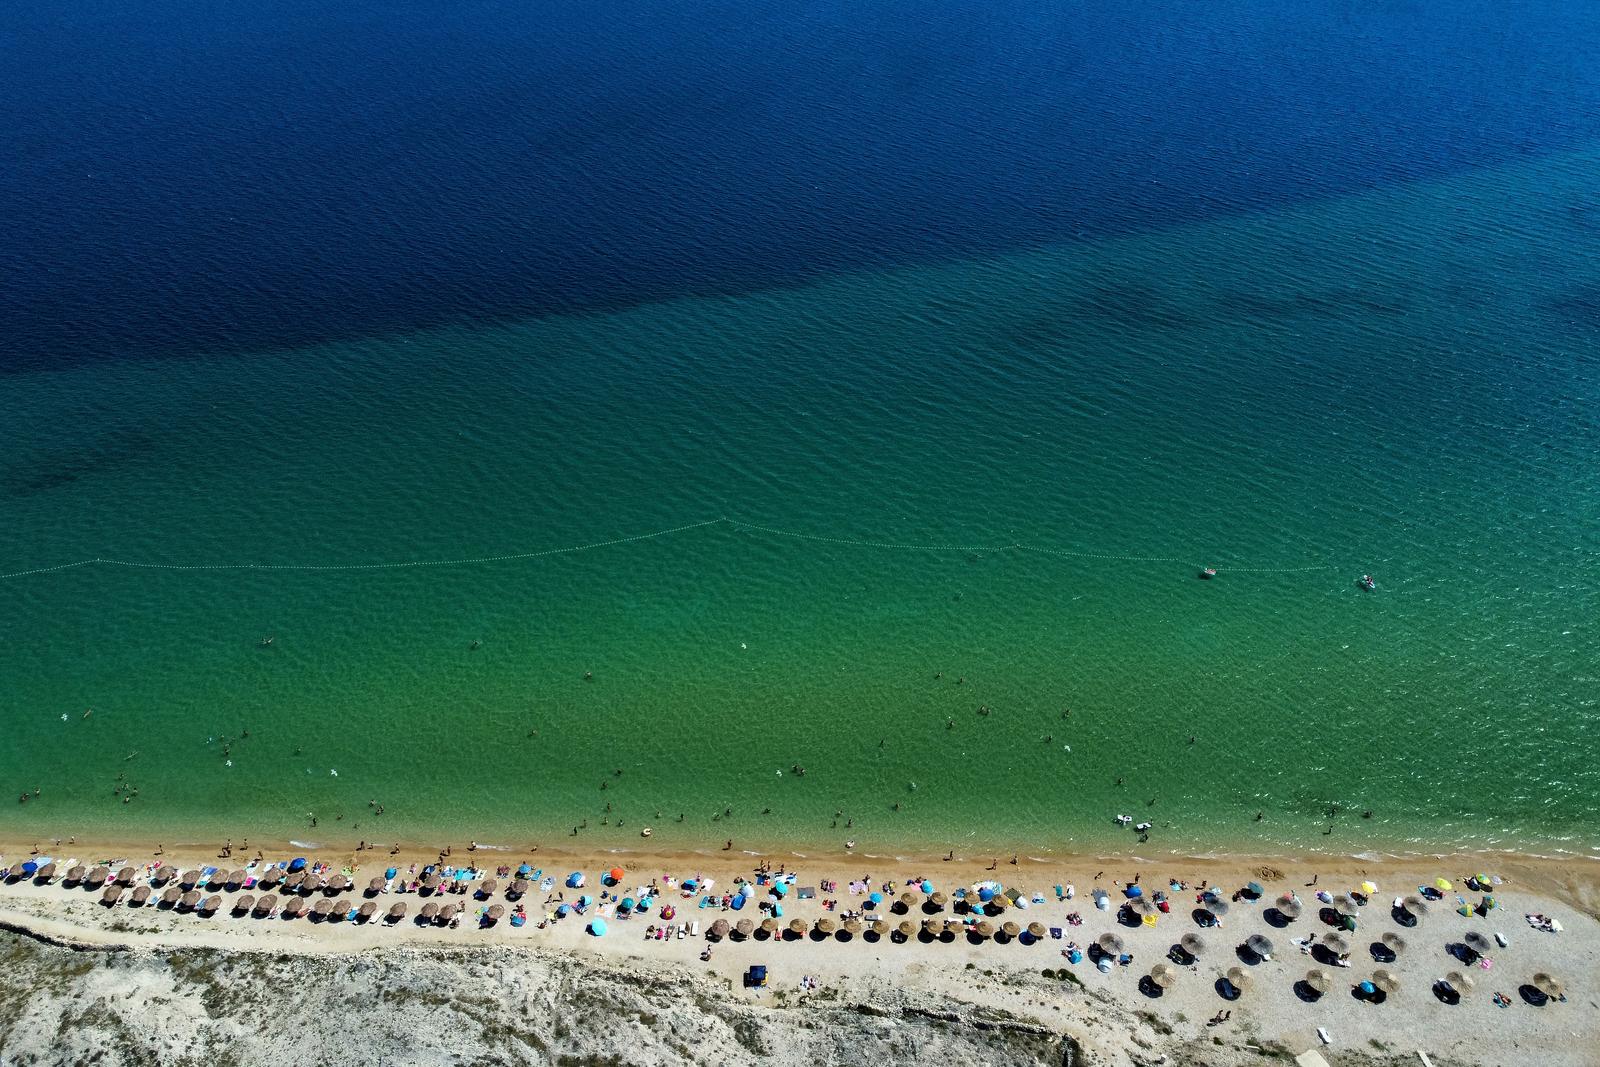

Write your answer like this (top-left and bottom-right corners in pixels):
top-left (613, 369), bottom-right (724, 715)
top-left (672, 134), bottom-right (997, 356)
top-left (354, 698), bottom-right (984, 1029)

top-left (4, 148), bottom-right (1598, 859)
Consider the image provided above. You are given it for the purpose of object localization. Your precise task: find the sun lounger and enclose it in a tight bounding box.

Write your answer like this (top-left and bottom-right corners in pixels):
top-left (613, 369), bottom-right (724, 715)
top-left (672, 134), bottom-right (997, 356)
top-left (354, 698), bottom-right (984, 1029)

top-left (690, 921), bottom-right (699, 936)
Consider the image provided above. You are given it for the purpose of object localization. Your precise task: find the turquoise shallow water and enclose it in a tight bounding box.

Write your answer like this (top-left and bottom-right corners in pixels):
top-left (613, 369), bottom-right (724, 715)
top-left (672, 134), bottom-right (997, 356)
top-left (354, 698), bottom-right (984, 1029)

top-left (3, 148), bottom-right (1599, 858)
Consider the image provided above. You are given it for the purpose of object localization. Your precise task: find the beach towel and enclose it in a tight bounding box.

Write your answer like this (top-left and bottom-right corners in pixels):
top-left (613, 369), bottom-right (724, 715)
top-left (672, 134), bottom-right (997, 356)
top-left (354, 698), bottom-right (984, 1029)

top-left (798, 887), bottom-right (816, 899)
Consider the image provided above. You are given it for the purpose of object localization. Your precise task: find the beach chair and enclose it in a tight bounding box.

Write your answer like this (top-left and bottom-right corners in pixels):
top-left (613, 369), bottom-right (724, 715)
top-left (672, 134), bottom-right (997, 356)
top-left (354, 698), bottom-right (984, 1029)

top-left (690, 921), bottom-right (699, 937)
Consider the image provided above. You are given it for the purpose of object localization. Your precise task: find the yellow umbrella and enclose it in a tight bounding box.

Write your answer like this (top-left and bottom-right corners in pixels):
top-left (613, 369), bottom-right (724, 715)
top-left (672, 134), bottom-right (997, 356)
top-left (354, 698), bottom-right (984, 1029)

top-left (1360, 881), bottom-right (1378, 895)
top-left (1141, 913), bottom-right (1158, 927)
top-left (1435, 878), bottom-right (1453, 891)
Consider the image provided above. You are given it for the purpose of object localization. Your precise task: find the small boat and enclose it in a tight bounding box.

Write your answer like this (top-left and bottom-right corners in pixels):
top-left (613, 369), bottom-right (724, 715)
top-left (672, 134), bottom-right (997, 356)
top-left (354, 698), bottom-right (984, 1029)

top-left (1199, 567), bottom-right (1217, 580)
top-left (1358, 574), bottom-right (1376, 591)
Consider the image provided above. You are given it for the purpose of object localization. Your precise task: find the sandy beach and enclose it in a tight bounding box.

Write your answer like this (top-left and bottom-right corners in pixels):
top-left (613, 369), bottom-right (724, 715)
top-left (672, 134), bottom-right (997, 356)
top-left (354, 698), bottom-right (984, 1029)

top-left (1, 835), bottom-right (1594, 1066)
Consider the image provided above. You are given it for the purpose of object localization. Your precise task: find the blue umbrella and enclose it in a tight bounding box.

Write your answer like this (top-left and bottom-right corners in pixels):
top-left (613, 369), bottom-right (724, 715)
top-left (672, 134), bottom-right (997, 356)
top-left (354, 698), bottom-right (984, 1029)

top-left (385, 868), bottom-right (398, 880)
top-left (1359, 981), bottom-right (1376, 996)
top-left (772, 882), bottom-right (788, 897)
top-left (637, 895), bottom-right (653, 910)
top-left (288, 858), bottom-right (307, 873)
top-left (566, 872), bottom-right (585, 888)
top-left (578, 894), bottom-right (593, 907)
top-left (868, 892), bottom-right (883, 907)
top-left (773, 902), bottom-right (783, 917)
top-left (621, 897), bottom-right (637, 911)
top-left (730, 893), bottom-right (746, 910)
top-left (556, 904), bottom-right (571, 916)
top-left (588, 917), bottom-right (607, 936)
top-left (21, 861), bottom-right (38, 877)
top-left (517, 864), bottom-right (532, 876)
top-left (1125, 885), bottom-right (1143, 898)
top-left (1245, 881), bottom-right (1264, 897)
top-left (978, 887), bottom-right (995, 903)
top-left (920, 880), bottom-right (933, 893)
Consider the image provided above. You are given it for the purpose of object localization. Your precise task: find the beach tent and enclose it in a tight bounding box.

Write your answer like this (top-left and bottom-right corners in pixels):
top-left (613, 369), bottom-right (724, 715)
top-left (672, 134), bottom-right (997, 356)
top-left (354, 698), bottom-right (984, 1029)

top-left (567, 872), bottom-right (585, 888)
top-left (288, 858), bottom-right (307, 873)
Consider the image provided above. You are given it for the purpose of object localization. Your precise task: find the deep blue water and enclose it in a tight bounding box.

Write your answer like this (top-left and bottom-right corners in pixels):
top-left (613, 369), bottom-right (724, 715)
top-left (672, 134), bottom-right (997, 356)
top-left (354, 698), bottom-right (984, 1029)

top-left (6, 0), bottom-right (1600, 370)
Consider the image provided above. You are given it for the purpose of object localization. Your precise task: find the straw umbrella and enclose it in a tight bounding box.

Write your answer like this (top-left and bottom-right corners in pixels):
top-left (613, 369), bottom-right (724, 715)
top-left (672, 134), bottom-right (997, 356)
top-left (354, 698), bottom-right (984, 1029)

top-left (312, 898), bottom-right (332, 919)
top-left (367, 876), bottom-right (386, 894)
top-left (101, 885), bottom-right (124, 906)
top-left (180, 870), bottom-right (200, 888)
top-left (510, 878), bottom-right (529, 898)
top-left (87, 866), bottom-right (110, 886)
top-left (327, 874), bottom-right (349, 894)
top-left (283, 871), bottom-right (304, 891)
top-left (1380, 932), bottom-right (1407, 955)
top-left (842, 918), bottom-right (864, 937)
top-left (1275, 897), bottom-right (1302, 920)
top-left (1000, 920), bottom-right (1020, 939)
top-left (895, 920), bottom-right (914, 940)
top-left (234, 894), bottom-right (256, 915)
top-left (941, 920), bottom-right (963, 940)
top-left (1322, 933), bottom-right (1351, 957)
top-left (65, 864), bottom-right (86, 884)
top-left (1026, 921), bottom-right (1046, 940)
top-left (200, 895), bottom-right (221, 914)
top-left (387, 902), bottom-right (407, 922)
top-left (1225, 966), bottom-right (1253, 993)
top-left (115, 866), bottom-right (135, 886)
top-left (787, 919), bottom-right (807, 937)
top-left (282, 897), bottom-right (306, 918)
top-left (927, 892), bottom-right (947, 911)
top-left (814, 917), bottom-right (836, 936)
top-left (1128, 897), bottom-right (1158, 918)
top-left (898, 892), bottom-right (917, 912)
top-left (486, 904), bottom-right (504, 922)
top-left (760, 917), bottom-right (778, 937)
top-left (1400, 894), bottom-right (1429, 917)
top-left (1444, 970), bottom-right (1474, 993)
top-left (709, 919), bottom-right (731, 940)
top-left (1245, 934), bottom-right (1274, 959)
top-left (422, 872), bottom-right (441, 892)
top-left (735, 918), bottom-right (754, 939)
top-left (1150, 963), bottom-right (1179, 988)
top-left (130, 886), bottom-right (151, 907)
top-left (479, 879), bottom-right (498, 897)
top-left (36, 861), bottom-right (57, 883)
top-left (329, 898), bottom-right (353, 921)
top-left (1463, 931), bottom-right (1492, 955)
top-left (256, 894), bottom-right (279, 915)
top-left (420, 902), bottom-right (439, 923)
top-left (1371, 969), bottom-right (1400, 995)
top-left (226, 869), bottom-right (246, 888)
top-left (161, 886), bottom-right (181, 906)
top-left (180, 890), bottom-right (200, 910)
top-left (973, 921), bottom-right (995, 939)
top-left (1301, 968), bottom-right (1331, 994)
top-left (1180, 932), bottom-right (1205, 957)
top-left (257, 869), bottom-right (281, 889)
top-left (1532, 973), bottom-right (1564, 998)
top-left (358, 901), bottom-right (377, 922)
top-left (1201, 898), bottom-right (1229, 917)
top-left (1097, 932), bottom-right (1125, 955)
top-left (1331, 893), bottom-right (1358, 915)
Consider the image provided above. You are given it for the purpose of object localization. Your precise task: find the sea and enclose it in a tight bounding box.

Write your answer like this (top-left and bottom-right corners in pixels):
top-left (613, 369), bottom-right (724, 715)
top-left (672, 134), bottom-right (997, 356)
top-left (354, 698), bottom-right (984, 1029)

top-left (3, 0), bottom-right (1598, 859)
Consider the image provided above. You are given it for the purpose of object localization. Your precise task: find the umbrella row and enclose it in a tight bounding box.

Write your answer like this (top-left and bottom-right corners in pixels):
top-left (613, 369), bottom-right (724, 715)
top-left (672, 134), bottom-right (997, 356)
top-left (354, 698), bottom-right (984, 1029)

top-left (97, 886), bottom-right (484, 925)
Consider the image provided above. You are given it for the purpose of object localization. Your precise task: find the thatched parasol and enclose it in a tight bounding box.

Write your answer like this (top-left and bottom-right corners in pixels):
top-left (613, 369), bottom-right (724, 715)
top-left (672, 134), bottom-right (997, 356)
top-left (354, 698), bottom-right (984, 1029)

top-left (898, 892), bottom-right (917, 910)
top-left (896, 920), bottom-right (914, 939)
top-left (1150, 963), bottom-right (1179, 988)
top-left (420, 902), bottom-right (439, 922)
top-left (130, 886), bottom-right (151, 906)
top-left (1444, 969), bottom-right (1474, 993)
top-left (1463, 931), bottom-right (1492, 954)
top-left (1225, 966), bottom-right (1253, 991)
top-left (255, 894), bottom-right (278, 914)
top-left (1000, 921), bottom-right (1020, 939)
top-left (760, 917), bottom-right (778, 935)
top-left (1097, 932), bottom-right (1125, 955)
top-left (1245, 934), bottom-right (1274, 958)
top-left (368, 876), bottom-right (386, 893)
top-left (282, 897), bottom-right (306, 918)
top-left (283, 871), bottom-right (305, 891)
top-left (927, 892), bottom-right (947, 910)
top-left (226, 869), bottom-right (246, 887)
top-left (66, 865), bottom-right (86, 884)
top-left (1128, 897), bottom-right (1158, 917)
top-left (327, 874), bottom-right (349, 893)
top-left (814, 917), bottom-right (836, 936)
top-left (36, 861), bottom-right (57, 882)
top-left (1371, 969), bottom-right (1400, 995)
top-left (87, 866), bottom-right (110, 886)
top-left (735, 918), bottom-right (754, 938)
top-left (256, 869), bottom-right (281, 888)
top-left (510, 878), bottom-right (529, 897)
top-left (200, 894), bottom-right (221, 914)
top-left (1532, 972), bottom-right (1565, 998)
top-left (486, 904), bottom-right (504, 921)
top-left (422, 872), bottom-right (441, 890)
top-left (1322, 933), bottom-right (1351, 956)
top-left (233, 894), bottom-right (256, 914)
top-left (480, 879), bottom-right (498, 896)
top-left (1331, 893), bottom-right (1359, 915)
top-left (708, 919), bottom-right (731, 940)
top-left (1200, 897), bottom-right (1229, 916)
top-left (973, 921), bottom-right (995, 939)
top-left (180, 870), bottom-right (200, 888)
top-left (115, 866), bottom-right (135, 886)
top-left (1274, 896), bottom-right (1302, 920)
top-left (941, 920), bottom-right (963, 939)
top-left (149, 866), bottom-right (170, 886)
top-left (1400, 894), bottom-right (1429, 916)
top-left (1380, 931), bottom-right (1407, 954)
top-left (842, 918), bottom-right (864, 937)
top-left (1179, 932), bottom-right (1205, 957)
top-left (388, 902), bottom-right (407, 921)
top-left (100, 885), bottom-right (123, 905)
top-left (162, 886), bottom-right (181, 906)
top-left (1304, 968), bottom-right (1333, 994)
top-left (312, 898), bottom-right (332, 917)
top-left (1026, 921), bottom-right (1046, 939)
top-left (358, 901), bottom-right (376, 920)
top-left (788, 919), bottom-right (807, 936)
top-left (180, 890), bottom-right (200, 909)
